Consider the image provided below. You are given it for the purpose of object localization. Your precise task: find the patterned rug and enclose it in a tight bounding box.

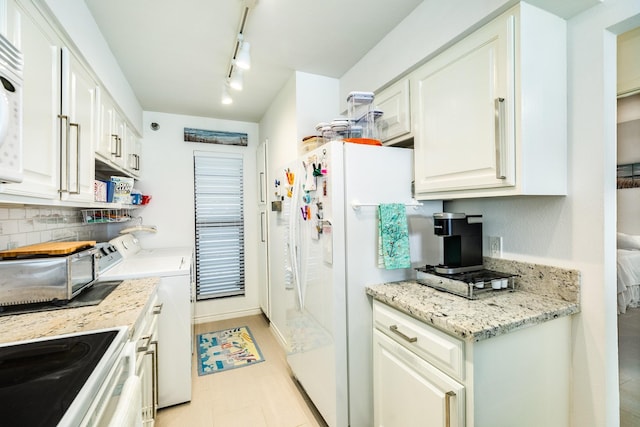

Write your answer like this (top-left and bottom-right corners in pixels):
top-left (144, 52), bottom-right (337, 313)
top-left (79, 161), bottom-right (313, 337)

top-left (197, 326), bottom-right (265, 375)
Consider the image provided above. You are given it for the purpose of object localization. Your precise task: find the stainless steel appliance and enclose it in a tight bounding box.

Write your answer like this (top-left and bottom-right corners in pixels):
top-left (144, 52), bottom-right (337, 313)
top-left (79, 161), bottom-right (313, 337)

top-left (0, 241), bottom-right (122, 307)
top-left (433, 212), bottom-right (483, 274)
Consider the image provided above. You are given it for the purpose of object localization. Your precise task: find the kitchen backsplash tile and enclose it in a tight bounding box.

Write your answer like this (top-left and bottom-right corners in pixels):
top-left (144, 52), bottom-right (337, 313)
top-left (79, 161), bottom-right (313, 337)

top-left (484, 257), bottom-right (580, 304)
top-left (0, 206), bottom-right (109, 250)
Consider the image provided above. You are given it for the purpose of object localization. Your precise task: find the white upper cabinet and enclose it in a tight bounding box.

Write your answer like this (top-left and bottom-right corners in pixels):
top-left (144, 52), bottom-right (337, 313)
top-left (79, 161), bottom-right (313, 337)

top-left (59, 48), bottom-right (97, 203)
top-left (0, 0), bottom-right (140, 205)
top-left (126, 127), bottom-right (141, 178)
top-left (412, 4), bottom-right (567, 199)
top-left (375, 78), bottom-right (412, 145)
top-left (0, 0), bottom-right (60, 200)
top-left (618, 26), bottom-right (640, 97)
top-left (96, 89), bottom-right (140, 177)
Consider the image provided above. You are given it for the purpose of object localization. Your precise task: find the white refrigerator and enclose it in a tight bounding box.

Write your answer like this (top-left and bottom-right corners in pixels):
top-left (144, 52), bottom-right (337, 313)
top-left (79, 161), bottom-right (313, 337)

top-left (272, 140), bottom-right (441, 427)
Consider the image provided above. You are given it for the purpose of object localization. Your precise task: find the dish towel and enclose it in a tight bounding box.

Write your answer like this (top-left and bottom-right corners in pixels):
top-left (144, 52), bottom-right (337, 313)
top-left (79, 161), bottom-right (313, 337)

top-left (378, 203), bottom-right (411, 269)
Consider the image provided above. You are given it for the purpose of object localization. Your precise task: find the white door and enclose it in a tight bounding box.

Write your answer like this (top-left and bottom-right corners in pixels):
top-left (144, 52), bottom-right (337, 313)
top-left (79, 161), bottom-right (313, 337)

top-left (373, 330), bottom-right (465, 427)
top-left (257, 139), bottom-right (270, 317)
top-left (413, 12), bottom-right (515, 194)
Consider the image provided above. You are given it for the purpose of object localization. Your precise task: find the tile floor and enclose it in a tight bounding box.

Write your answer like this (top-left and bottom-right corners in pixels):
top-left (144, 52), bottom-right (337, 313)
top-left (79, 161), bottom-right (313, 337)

top-left (155, 314), bottom-right (327, 427)
top-left (619, 306), bottom-right (640, 426)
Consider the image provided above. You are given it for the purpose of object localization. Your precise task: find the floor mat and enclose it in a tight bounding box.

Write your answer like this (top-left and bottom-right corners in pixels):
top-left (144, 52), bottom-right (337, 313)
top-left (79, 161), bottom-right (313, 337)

top-left (197, 326), bottom-right (265, 375)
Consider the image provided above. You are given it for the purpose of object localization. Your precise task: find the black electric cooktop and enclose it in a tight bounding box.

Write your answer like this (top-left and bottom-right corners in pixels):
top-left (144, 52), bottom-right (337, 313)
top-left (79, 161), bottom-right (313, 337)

top-left (0, 330), bottom-right (118, 427)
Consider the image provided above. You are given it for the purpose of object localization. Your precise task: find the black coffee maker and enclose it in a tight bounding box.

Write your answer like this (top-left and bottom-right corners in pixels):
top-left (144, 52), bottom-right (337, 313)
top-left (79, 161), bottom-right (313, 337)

top-left (433, 213), bottom-right (483, 274)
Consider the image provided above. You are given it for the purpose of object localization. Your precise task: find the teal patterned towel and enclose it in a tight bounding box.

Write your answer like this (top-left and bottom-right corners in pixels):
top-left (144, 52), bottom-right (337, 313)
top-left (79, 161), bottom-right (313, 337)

top-left (378, 203), bottom-right (411, 269)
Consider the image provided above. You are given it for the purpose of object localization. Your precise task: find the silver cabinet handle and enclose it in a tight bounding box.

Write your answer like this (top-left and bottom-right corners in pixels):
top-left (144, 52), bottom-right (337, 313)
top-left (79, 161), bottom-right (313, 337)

top-left (111, 134), bottom-right (118, 156)
top-left (389, 324), bottom-right (417, 343)
top-left (149, 339), bottom-right (159, 419)
top-left (69, 122), bottom-right (80, 194)
top-left (153, 303), bottom-right (163, 315)
top-left (494, 97), bottom-right (506, 179)
top-left (59, 114), bottom-right (70, 193)
top-left (261, 211), bottom-right (266, 242)
top-left (445, 390), bottom-right (456, 427)
top-left (259, 171), bottom-right (265, 202)
top-left (137, 334), bottom-right (151, 352)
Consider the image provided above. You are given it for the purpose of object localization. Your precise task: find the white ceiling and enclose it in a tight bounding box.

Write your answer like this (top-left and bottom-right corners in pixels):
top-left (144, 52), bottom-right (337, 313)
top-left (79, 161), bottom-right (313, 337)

top-left (84, 0), bottom-right (423, 123)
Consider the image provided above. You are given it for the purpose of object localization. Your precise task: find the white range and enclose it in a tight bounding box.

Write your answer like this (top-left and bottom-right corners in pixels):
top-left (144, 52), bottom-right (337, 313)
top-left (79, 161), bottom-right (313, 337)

top-left (101, 233), bottom-right (194, 409)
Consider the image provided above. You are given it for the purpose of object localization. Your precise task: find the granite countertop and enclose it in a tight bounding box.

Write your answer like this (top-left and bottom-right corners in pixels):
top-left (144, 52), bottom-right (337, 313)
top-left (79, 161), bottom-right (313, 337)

top-left (0, 277), bottom-right (159, 344)
top-left (366, 280), bottom-right (580, 342)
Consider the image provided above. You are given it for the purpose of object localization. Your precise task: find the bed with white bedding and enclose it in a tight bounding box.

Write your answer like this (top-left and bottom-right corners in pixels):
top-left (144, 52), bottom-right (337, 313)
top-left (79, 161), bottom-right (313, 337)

top-left (617, 233), bottom-right (640, 314)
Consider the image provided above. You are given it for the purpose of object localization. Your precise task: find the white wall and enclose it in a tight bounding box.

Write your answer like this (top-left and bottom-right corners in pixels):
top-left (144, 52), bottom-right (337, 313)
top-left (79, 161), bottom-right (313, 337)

top-left (138, 111), bottom-right (260, 322)
top-left (340, 0), bottom-right (640, 425)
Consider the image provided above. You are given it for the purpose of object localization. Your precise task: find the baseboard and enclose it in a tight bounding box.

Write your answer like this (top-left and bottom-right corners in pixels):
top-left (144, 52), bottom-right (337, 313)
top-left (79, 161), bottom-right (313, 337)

top-left (194, 307), bottom-right (263, 324)
top-left (269, 321), bottom-right (288, 351)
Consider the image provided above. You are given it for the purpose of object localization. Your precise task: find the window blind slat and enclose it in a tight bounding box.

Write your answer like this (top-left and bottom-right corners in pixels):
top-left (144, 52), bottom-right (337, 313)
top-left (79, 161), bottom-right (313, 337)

top-left (194, 153), bottom-right (245, 300)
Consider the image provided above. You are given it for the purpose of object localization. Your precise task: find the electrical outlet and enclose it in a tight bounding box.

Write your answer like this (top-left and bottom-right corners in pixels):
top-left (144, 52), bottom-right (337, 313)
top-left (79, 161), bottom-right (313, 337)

top-left (489, 236), bottom-right (502, 258)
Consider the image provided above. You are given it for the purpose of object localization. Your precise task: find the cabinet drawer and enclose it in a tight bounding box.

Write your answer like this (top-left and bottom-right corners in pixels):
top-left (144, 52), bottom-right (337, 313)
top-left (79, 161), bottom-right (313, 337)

top-left (373, 300), bottom-right (464, 380)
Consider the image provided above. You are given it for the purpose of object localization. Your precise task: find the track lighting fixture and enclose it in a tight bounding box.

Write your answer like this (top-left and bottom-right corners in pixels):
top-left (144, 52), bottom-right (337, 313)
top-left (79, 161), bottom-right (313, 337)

top-left (229, 67), bottom-right (243, 91)
top-left (220, 1), bottom-right (255, 104)
top-left (221, 83), bottom-right (233, 105)
top-left (235, 35), bottom-right (251, 70)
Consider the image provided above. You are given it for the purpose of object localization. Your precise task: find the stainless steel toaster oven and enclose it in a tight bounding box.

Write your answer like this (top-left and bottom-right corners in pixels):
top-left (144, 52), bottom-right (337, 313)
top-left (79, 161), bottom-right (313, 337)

top-left (0, 246), bottom-right (100, 306)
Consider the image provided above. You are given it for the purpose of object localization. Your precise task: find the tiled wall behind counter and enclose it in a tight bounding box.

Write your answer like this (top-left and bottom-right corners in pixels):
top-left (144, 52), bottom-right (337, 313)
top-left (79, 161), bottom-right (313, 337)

top-left (0, 206), bottom-right (111, 250)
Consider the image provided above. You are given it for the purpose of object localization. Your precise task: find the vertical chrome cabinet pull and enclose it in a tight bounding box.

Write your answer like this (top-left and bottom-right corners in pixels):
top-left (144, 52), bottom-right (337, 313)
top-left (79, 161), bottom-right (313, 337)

top-left (111, 134), bottom-right (118, 156)
top-left (259, 171), bottom-right (265, 202)
top-left (389, 324), bottom-right (417, 343)
top-left (445, 390), bottom-right (456, 427)
top-left (494, 97), bottom-right (506, 179)
top-left (261, 211), bottom-right (266, 242)
top-left (69, 122), bottom-right (80, 194)
top-left (58, 114), bottom-right (70, 192)
top-left (116, 136), bottom-right (122, 158)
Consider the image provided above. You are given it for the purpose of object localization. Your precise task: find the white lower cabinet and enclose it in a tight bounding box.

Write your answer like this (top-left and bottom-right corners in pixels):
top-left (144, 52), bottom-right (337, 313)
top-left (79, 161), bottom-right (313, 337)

top-left (132, 293), bottom-right (163, 425)
top-left (373, 330), bottom-right (464, 426)
top-left (373, 300), bottom-right (571, 427)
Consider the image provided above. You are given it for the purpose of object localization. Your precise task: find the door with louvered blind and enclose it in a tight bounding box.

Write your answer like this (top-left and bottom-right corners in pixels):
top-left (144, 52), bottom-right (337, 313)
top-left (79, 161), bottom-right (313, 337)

top-left (193, 151), bottom-right (245, 300)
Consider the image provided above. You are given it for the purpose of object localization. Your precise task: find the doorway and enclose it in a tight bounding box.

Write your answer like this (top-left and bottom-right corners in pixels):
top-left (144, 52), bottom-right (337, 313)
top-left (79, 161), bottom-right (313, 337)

top-left (616, 26), bottom-right (640, 426)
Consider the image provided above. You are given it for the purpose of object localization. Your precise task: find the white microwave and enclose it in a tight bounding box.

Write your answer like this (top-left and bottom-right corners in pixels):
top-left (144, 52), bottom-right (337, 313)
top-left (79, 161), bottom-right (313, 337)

top-left (0, 33), bottom-right (22, 184)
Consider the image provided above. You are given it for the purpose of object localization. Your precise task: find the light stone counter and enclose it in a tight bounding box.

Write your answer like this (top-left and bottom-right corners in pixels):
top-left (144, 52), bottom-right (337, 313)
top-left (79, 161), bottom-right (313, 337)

top-left (366, 280), bottom-right (580, 342)
top-left (0, 277), bottom-right (159, 344)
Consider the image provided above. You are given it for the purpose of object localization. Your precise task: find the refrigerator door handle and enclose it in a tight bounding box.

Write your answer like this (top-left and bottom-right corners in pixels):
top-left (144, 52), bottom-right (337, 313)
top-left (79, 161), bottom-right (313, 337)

top-left (288, 167), bottom-right (304, 310)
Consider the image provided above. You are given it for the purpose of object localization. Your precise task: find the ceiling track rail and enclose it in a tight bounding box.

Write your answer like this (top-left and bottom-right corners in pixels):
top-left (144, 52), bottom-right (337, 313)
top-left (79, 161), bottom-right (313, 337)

top-left (226, 4), bottom-right (253, 80)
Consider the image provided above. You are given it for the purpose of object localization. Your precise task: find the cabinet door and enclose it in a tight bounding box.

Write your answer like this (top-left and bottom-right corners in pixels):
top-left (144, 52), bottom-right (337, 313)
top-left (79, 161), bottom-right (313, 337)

top-left (618, 26), bottom-right (640, 96)
top-left (112, 109), bottom-right (127, 169)
top-left (376, 79), bottom-right (411, 144)
top-left (0, 1), bottom-right (59, 199)
top-left (126, 126), bottom-right (140, 177)
top-left (60, 49), bottom-right (96, 202)
top-left (413, 12), bottom-right (515, 194)
top-left (373, 330), bottom-right (464, 427)
top-left (257, 139), bottom-right (269, 317)
top-left (96, 88), bottom-right (116, 161)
